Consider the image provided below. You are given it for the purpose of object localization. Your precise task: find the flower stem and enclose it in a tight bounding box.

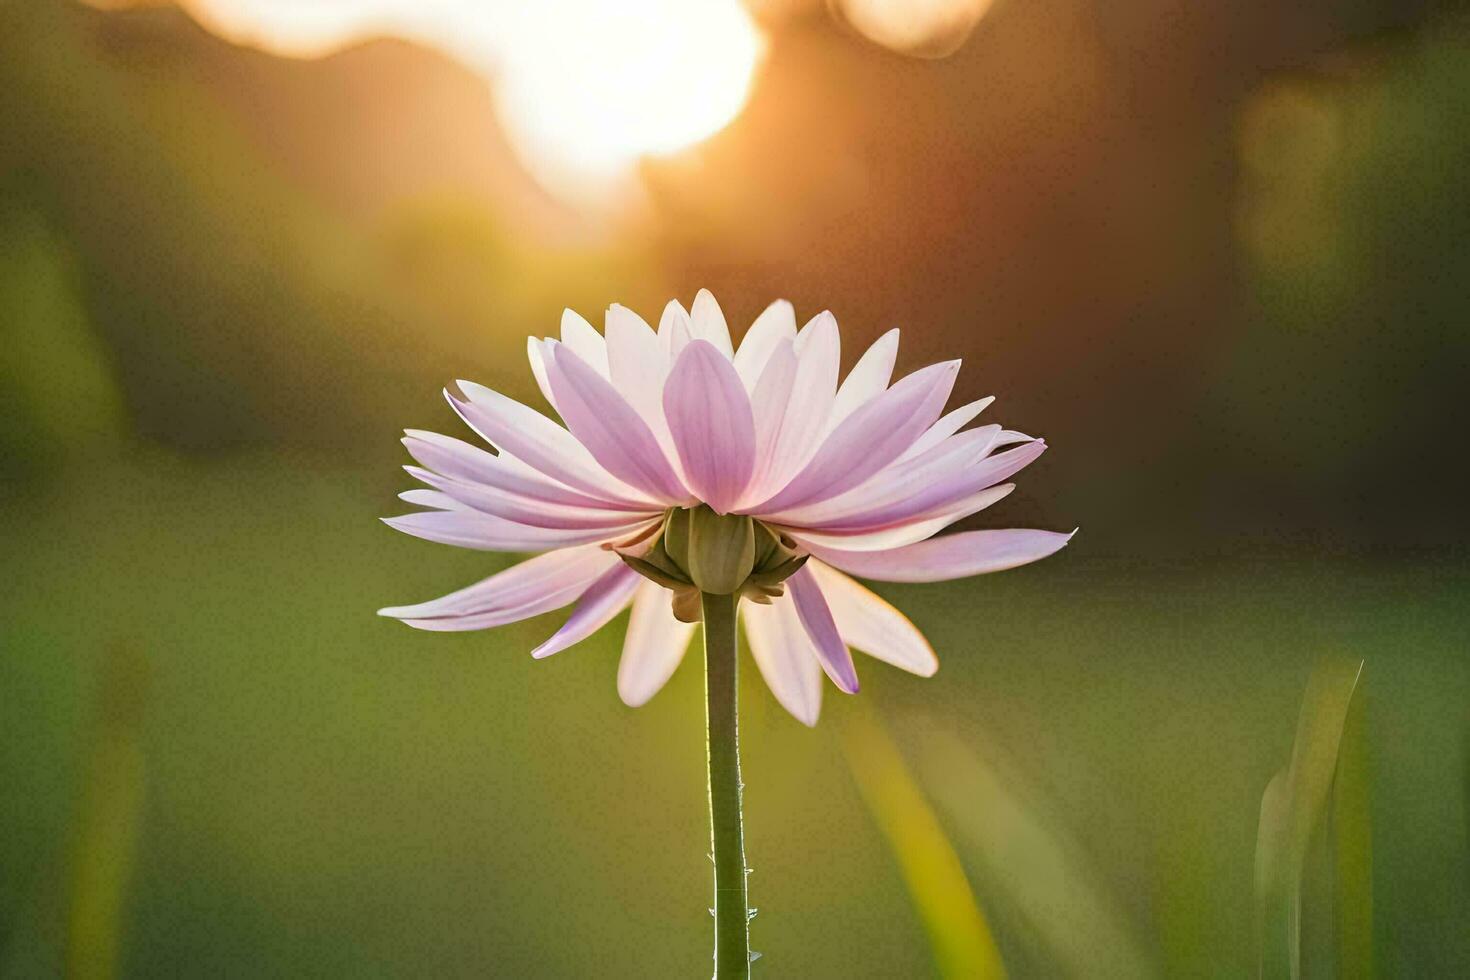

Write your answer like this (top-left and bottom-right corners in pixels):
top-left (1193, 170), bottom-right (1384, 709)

top-left (702, 591), bottom-right (750, 978)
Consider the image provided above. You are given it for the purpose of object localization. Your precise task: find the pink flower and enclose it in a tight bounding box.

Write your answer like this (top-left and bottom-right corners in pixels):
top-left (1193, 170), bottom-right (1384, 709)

top-left (379, 291), bottom-right (1073, 725)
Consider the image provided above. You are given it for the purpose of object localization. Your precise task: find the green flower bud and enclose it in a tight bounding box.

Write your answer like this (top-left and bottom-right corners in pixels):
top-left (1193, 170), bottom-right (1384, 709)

top-left (613, 507), bottom-right (810, 620)
top-left (682, 506), bottom-right (756, 595)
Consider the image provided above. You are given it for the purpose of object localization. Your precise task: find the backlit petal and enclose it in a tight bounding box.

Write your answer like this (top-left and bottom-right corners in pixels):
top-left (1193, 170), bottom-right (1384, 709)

top-left (403, 430), bottom-right (650, 513)
top-left (827, 328), bottom-right (899, 431)
top-left (379, 546), bottom-right (617, 626)
top-left (532, 563), bottom-right (642, 658)
top-left (382, 510), bottom-right (651, 552)
top-left (787, 564), bottom-right (860, 693)
top-left (733, 299), bottom-right (796, 389)
top-left (752, 360), bottom-right (959, 514)
top-left (804, 528), bottom-right (1077, 583)
top-left (898, 396), bottom-right (995, 462)
top-left (560, 309), bottom-right (610, 377)
top-left (741, 594), bottom-right (823, 726)
top-left (657, 299), bottom-right (693, 365)
top-left (617, 583), bottom-right (697, 706)
top-left (809, 562), bottom-right (938, 676)
top-left (545, 343), bottom-right (690, 504)
top-left (689, 288), bottom-right (735, 358)
top-left (742, 311), bottom-right (839, 501)
top-left (448, 381), bottom-right (652, 507)
top-left (664, 340), bottom-right (756, 513)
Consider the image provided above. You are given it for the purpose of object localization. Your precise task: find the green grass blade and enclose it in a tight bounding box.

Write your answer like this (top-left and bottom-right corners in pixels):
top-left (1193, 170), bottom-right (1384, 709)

top-left (1255, 659), bottom-right (1371, 980)
top-left (841, 709), bottom-right (1006, 980)
top-left (917, 730), bottom-right (1158, 979)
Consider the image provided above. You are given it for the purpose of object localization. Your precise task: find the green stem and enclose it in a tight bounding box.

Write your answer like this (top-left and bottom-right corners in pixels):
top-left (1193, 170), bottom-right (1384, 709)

top-left (703, 592), bottom-right (750, 978)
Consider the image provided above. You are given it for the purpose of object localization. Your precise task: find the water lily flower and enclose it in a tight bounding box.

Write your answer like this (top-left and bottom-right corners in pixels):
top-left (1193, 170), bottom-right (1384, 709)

top-left (380, 290), bottom-right (1072, 724)
top-left (379, 290), bottom-right (1073, 976)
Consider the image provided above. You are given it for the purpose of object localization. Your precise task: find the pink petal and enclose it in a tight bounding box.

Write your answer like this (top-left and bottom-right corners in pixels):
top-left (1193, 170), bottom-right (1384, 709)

top-left (898, 396), bottom-right (995, 462)
top-left (448, 381), bottom-right (652, 507)
top-left (771, 424), bottom-right (1001, 529)
top-left (783, 484), bottom-right (1015, 552)
top-left (405, 466), bottom-right (658, 531)
top-left (795, 438), bottom-right (1045, 533)
top-left (663, 340), bottom-right (756, 513)
top-left (378, 546), bottom-right (618, 627)
top-left (809, 563), bottom-right (938, 676)
top-left (545, 343), bottom-right (691, 505)
top-left (382, 510), bottom-right (645, 552)
top-left (741, 339), bottom-right (798, 507)
top-left (787, 564), bottom-right (860, 694)
top-left (617, 583), bottom-right (697, 706)
top-left (689, 288), bottom-right (734, 358)
top-left (742, 312), bottom-right (840, 501)
top-left (732, 299), bottom-right (796, 389)
top-left (740, 594), bottom-right (823, 726)
top-left (403, 430), bottom-right (650, 512)
top-left (752, 360), bottom-right (960, 514)
top-left (827, 328), bottom-right (899, 431)
top-left (531, 563), bottom-right (642, 658)
top-left (604, 304), bottom-right (681, 467)
top-left (560, 309), bottom-right (610, 377)
top-left (804, 528), bottom-right (1077, 583)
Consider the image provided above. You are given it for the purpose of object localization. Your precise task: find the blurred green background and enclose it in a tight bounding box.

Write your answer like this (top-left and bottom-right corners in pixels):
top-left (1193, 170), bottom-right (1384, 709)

top-left (2, 0), bottom-right (1467, 976)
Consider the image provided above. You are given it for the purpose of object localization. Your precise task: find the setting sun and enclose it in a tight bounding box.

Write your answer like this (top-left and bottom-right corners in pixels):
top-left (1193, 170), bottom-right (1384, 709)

top-left (170, 0), bottom-right (764, 197)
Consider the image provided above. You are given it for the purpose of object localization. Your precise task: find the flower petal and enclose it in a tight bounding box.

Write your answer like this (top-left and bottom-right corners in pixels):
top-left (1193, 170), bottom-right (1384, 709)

top-left (808, 562), bottom-right (938, 676)
top-left (782, 484), bottom-right (1015, 552)
top-left (733, 299), bottom-right (796, 389)
top-left (771, 424), bottom-right (1001, 529)
top-left (658, 299), bottom-right (693, 365)
top-left (897, 396), bottom-right (995, 462)
top-left (742, 312), bottom-right (840, 501)
top-left (405, 466), bottom-right (658, 530)
top-left (383, 512), bottom-right (633, 552)
top-left (448, 381), bottom-right (652, 507)
top-left (752, 360), bottom-right (960, 514)
top-left (663, 340), bottom-right (756, 513)
top-left (545, 343), bottom-right (691, 504)
top-left (689, 288), bottom-right (734, 358)
top-left (378, 546), bottom-right (618, 627)
top-left (742, 339), bottom-right (798, 507)
top-left (526, 337), bottom-right (559, 410)
top-left (531, 563), bottom-right (642, 658)
top-left (795, 439), bottom-right (1044, 532)
top-left (804, 528), bottom-right (1077, 583)
top-left (741, 593), bottom-right (823, 726)
top-left (827, 328), bottom-right (899, 431)
top-left (560, 309), bottom-right (610, 377)
top-left (617, 582), bottom-right (697, 706)
top-left (786, 564), bottom-right (860, 693)
top-left (403, 430), bottom-right (650, 513)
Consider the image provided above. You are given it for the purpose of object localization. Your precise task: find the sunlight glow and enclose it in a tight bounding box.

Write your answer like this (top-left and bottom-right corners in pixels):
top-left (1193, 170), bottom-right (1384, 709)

top-left (173, 0), bottom-right (765, 198)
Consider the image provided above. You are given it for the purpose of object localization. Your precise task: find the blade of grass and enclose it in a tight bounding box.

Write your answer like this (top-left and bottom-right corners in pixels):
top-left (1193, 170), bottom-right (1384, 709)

top-left (841, 707), bottom-right (1005, 980)
top-left (65, 645), bottom-right (149, 980)
top-left (1255, 659), bottom-right (1371, 980)
top-left (918, 729), bottom-right (1158, 978)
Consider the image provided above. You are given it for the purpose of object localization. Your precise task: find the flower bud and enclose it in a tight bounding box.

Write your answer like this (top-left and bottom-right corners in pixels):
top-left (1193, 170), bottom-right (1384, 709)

top-left (682, 506), bottom-right (756, 595)
top-left (613, 507), bottom-right (809, 620)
